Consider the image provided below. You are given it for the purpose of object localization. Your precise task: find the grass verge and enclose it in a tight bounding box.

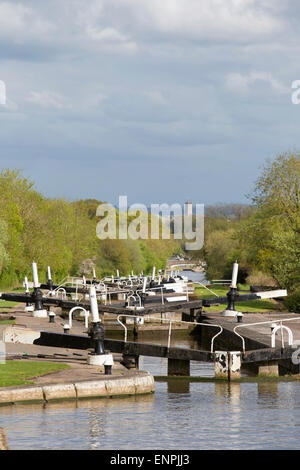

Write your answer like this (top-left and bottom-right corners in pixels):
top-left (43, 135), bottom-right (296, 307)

top-left (0, 361), bottom-right (70, 387)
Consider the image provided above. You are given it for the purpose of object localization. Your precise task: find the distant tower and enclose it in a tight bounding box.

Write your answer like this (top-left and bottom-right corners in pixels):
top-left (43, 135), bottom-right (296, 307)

top-left (184, 201), bottom-right (193, 217)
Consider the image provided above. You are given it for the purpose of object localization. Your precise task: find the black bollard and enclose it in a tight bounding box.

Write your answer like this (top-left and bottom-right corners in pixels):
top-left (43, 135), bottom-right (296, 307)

top-left (89, 321), bottom-right (106, 356)
top-left (236, 312), bottom-right (243, 323)
top-left (33, 287), bottom-right (44, 312)
top-left (226, 287), bottom-right (238, 313)
top-left (49, 312), bottom-right (55, 323)
top-left (140, 292), bottom-right (146, 307)
top-left (25, 292), bottom-right (32, 308)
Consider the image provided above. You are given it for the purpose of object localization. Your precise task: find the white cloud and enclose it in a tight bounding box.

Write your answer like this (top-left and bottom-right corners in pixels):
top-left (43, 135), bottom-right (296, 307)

top-left (0, 1), bottom-right (54, 38)
top-left (26, 91), bottom-right (70, 109)
top-left (104, 0), bottom-right (284, 42)
top-left (225, 71), bottom-right (289, 95)
top-left (86, 26), bottom-right (137, 53)
top-left (0, 0), bottom-right (288, 60)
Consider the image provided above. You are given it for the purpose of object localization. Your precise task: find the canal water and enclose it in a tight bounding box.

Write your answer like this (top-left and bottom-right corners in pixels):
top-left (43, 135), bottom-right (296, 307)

top-left (1, 361), bottom-right (300, 450)
top-left (1, 270), bottom-right (300, 450)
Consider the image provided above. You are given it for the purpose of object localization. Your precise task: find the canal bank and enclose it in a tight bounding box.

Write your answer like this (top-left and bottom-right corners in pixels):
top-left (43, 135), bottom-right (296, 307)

top-left (0, 306), bottom-right (155, 407)
top-left (0, 363), bottom-right (154, 406)
top-left (2, 365), bottom-right (300, 450)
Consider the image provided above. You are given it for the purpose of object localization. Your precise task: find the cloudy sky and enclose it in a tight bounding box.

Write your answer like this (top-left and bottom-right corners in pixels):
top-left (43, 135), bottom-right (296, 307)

top-left (0, 0), bottom-right (299, 207)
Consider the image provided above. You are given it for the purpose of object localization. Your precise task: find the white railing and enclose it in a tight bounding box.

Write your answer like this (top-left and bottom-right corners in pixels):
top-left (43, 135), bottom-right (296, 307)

top-left (233, 317), bottom-right (300, 352)
top-left (54, 287), bottom-right (67, 299)
top-left (68, 306), bottom-right (90, 328)
top-left (116, 314), bottom-right (223, 353)
top-left (193, 281), bottom-right (219, 297)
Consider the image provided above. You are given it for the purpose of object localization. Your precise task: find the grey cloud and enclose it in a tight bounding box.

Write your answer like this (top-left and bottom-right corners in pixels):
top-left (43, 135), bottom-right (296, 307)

top-left (0, 0), bottom-right (299, 205)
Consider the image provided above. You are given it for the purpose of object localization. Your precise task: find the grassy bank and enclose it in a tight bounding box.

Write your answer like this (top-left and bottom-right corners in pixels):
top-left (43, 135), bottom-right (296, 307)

top-left (0, 361), bottom-right (70, 387)
top-left (0, 299), bottom-right (20, 313)
top-left (194, 284), bottom-right (282, 312)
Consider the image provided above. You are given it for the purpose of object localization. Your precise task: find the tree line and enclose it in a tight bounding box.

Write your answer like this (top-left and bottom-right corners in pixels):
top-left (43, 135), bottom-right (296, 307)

top-left (189, 152), bottom-right (300, 309)
top-left (0, 169), bottom-right (180, 287)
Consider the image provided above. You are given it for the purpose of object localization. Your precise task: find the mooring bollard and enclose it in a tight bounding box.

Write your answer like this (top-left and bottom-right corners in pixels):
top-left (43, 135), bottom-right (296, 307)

top-left (49, 312), bottom-right (55, 323)
top-left (104, 355), bottom-right (114, 375)
top-left (63, 324), bottom-right (70, 334)
top-left (87, 285), bottom-right (114, 368)
top-left (236, 312), bottom-right (243, 323)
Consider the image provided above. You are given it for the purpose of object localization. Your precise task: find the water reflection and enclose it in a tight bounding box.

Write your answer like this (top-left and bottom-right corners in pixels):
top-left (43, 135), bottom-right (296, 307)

top-left (214, 382), bottom-right (241, 404)
top-left (257, 381), bottom-right (279, 399)
top-left (167, 380), bottom-right (190, 394)
top-left (1, 381), bottom-right (300, 449)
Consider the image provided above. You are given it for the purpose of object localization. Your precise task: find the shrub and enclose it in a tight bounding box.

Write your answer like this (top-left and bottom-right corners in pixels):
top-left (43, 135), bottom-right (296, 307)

top-left (246, 270), bottom-right (277, 287)
top-left (284, 289), bottom-right (300, 313)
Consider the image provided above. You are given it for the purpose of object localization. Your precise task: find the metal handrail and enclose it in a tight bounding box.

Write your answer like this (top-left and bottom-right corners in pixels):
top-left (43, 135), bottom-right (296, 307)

top-left (55, 287), bottom-right (67, 299)
top-left (116, 314), bottom-right (223, 353)
top-left (193, 281), bottom-right (219, 297)
top-left (233, 316), bottom-right (300, 352)
top-left (68, 306), bottom-right (90, 328)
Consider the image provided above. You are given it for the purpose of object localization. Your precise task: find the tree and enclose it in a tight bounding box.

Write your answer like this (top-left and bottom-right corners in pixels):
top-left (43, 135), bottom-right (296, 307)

top-left (237, 152), bottom-right (300, 290)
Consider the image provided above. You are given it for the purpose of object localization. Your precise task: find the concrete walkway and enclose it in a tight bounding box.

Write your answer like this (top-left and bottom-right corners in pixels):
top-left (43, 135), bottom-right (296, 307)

top-left (0, 304), bottom-right (155, 406)
top-left (203, 311), bottom-right (300, 349)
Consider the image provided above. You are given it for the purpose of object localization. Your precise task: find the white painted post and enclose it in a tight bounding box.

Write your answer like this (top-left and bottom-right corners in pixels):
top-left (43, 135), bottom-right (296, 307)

top-left (32, 262), bottom-right (47, 318)
top-left (32, 262), bottom-right (39, 288)
top-left (142, 277), bottom-right (147, 293)
top-left (47, 266), bottom-right (52, 280)
top-left (228, 351), bottom-right (241, 379)
top-left (221, 261), bottom-right (241, 317)
top-left (231, 261), bottom-right (239, 288)
top-left (24, 276), bottom-right (34, 312)
top-left (152, 267), bottom-right (156, 280)
top-left (214, 351), bottom-right (241, 380)
top-left (214, 351), bottom-right (229, 379)
top-left (89, 286), bottom-right (100, 323)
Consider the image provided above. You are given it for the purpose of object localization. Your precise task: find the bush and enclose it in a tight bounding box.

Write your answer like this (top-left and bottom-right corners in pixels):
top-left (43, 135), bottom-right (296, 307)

top-left (246, 270), bottom-right (277, 287)
top-left (237, 283), bottom-right (250, 291)
top-left (284, 289), bottom-right (300, 313)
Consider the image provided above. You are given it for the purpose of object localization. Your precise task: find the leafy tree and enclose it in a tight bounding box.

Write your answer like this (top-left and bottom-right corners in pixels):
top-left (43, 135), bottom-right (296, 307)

top-left (237, 153), bottom-right (300, 290)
